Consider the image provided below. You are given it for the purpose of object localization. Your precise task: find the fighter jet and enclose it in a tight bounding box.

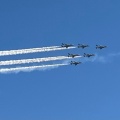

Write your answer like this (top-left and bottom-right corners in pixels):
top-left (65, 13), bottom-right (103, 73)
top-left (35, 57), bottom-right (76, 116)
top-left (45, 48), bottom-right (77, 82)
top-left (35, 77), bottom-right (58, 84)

top-left (96, 45), bottom-right (107, 49)
top-left (78, 44), bottom-right (89, 49)
top-left (68, 53), bottom-right (80, 58)
top-left (70, 61), bottom-right (82, 66)
top-left (83, 53), bottom-right (95, 57)
top-left (61, 43), bottom-right (74, 48)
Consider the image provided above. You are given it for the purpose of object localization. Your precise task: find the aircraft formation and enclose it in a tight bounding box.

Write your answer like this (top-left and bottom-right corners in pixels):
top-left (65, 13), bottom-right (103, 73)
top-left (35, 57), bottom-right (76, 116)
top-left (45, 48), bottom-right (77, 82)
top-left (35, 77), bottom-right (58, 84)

top-left (0, 43), bottom-right (107, 73)
top-left (61, 43), bottom-right (107, 66)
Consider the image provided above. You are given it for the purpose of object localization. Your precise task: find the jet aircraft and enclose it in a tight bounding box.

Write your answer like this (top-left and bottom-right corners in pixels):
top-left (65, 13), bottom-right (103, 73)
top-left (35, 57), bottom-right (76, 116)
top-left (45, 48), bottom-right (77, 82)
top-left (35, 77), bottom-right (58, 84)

top-left (70, 61), bottom-right (81, 65)
top-left (61, 43), bottom-right (74, 48)
top-left (68, 53), bottom-right (80, 58)
top-left (96, 45), bottom-right (107, 49)
top-left (83, 53), bottom-right (95, 57)
top-left (78, 44), bottom-right (89, 49)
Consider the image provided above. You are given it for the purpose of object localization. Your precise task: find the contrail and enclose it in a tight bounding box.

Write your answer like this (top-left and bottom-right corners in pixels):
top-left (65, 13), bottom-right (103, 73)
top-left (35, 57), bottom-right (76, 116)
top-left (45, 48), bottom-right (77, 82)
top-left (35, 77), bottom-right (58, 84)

top-left (0, 56), bottom-right (81, 66)
top-left (0, 63), bottom-right (69, 73)
top-left (0, 46), bottom-right (76, 56)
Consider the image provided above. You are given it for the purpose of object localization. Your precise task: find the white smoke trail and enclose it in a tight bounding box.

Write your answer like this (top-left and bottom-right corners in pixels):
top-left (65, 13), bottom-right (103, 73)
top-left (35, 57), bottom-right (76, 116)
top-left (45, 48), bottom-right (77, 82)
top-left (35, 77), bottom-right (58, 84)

top-left (0, 46), bottom-right (76, 56)
top-left (0, 56), bottom-right (81, 66)
top-left (0, 63), bottom-right (69, 73)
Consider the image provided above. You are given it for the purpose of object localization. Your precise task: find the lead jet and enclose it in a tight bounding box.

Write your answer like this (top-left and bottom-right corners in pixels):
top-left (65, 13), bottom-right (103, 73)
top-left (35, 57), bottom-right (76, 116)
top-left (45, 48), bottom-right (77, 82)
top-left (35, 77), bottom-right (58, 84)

top-left (96, 45), bottom-right (107, 49)
top-left (61, 43), bottom-right (74, 48)
top-left (78, 44), bottom-right (89, 49)
top-left (68, 53), bottom-right (80, 58)
top-left (83, 53), bottom-right (95, 57)
top-left (70, 61), bottom-right (82, 66)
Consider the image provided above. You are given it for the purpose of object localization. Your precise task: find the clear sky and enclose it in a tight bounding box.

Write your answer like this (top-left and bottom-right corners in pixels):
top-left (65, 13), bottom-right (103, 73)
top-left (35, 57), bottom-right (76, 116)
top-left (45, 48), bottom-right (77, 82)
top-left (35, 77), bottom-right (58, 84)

top-left (0, 0), bottom-right (120, 119)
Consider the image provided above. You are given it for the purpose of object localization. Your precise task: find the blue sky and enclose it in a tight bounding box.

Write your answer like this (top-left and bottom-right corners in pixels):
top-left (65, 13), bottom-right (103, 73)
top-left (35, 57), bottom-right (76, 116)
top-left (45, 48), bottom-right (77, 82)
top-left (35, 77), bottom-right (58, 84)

top-left (0, 0), bottom-right (120, 119)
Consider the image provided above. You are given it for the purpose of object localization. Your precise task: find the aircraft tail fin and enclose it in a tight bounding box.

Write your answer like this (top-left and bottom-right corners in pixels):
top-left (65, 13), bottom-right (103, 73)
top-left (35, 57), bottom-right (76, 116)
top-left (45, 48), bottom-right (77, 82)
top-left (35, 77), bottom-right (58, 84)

top-left (68, 53), bottom-right (71, 57)
top-left (96, 45), bottom-right (98, 49)
top-left (70, 61), bottom-right (73, 65)
top-left (83, 53), bottom-right (86, 57)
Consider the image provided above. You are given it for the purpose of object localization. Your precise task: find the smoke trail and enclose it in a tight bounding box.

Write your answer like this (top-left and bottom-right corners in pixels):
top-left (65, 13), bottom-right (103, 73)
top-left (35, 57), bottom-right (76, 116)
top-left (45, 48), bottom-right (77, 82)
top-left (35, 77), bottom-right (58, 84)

top-left (108, 52), bottom-right (120, 57)
top-left (0, 46), bottom-right (76, 56)
top-left (85, 54), bottom-right (106, 63)
top-left (0, 63), bottom-right (69, 73)
top-left (0, 56), bottom-right (81, 66)
top-left (81, 52), bottom-right (120, 63)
